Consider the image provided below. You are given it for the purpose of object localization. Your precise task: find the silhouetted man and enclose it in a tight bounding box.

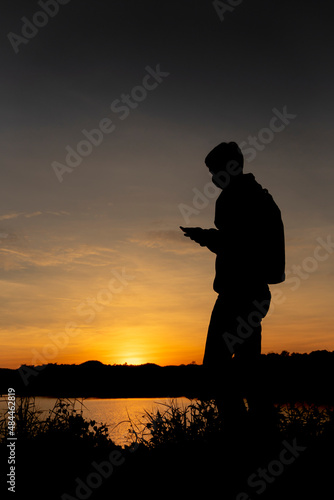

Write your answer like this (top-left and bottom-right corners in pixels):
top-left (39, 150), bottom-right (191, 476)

top-left (181, 142), bottom-right (285, 430)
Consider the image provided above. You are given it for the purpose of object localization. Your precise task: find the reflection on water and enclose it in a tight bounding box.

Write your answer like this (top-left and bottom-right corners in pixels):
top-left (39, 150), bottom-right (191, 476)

top-left (0, 396), bottom-right (190, 447)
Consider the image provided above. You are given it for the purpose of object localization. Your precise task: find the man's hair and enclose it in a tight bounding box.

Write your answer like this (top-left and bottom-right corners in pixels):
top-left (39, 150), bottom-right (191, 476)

top-left (205, 142), bottom-right (244, 172)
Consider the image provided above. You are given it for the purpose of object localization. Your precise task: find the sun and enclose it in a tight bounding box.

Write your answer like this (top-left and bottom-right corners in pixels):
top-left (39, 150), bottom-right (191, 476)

top-left (122, 354), bottom-right (145, 366)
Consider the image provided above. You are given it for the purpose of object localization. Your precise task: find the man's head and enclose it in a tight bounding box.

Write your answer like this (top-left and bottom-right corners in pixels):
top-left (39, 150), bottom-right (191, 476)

top-left (205, 142), bottom-right (244, 189)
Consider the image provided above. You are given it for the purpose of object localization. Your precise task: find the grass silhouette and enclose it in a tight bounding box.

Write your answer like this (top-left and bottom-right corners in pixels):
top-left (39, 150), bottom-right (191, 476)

top-left (124, 399), bottom-right (334, 497)
top-left (1, 397), bottom-right (333, 499)
top-left (126, 397), bottom-right (334, 449)
top-left (0, 397), bottom-right (110, 444)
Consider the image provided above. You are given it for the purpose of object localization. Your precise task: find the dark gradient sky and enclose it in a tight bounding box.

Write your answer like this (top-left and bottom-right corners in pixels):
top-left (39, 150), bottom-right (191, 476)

top-left (1, 0), bottom-right (334, 367)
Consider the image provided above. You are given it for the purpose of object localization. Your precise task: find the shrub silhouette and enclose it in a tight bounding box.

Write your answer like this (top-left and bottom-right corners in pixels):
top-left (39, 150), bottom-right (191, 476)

top-left (1, 397), bottom-right (334, 499)
top-left (0, 397), bottom-right (110, 446)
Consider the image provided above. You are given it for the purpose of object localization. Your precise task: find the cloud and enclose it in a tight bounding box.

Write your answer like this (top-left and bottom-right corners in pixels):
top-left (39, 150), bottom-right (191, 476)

top-left (0, 244), bottom-right (117, 271)
top-left (24, 211), bottom-right (43, 218)
top-left (0, 211), bottom-right (68, 221)
top-left (129, 230), bottom-right (203, 255)
top-left (46, 211), bottom-right (70, 216)
top-left (0, 213), bottom-right (23, 221)
top-left (0, 229), bottom-right (28, 260)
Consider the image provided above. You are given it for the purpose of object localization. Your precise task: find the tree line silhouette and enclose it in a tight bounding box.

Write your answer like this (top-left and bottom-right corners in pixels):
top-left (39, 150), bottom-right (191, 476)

top-left (0, 350), bottom-right (333, 404)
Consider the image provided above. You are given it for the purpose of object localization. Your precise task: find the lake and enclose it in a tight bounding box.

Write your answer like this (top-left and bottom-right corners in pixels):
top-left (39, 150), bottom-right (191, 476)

top-left (0, 396), bottom-right (191, 447)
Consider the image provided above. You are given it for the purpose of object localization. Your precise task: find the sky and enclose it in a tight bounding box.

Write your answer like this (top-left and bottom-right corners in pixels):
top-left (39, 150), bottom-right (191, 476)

top-left (1, 0), bottom-right (334, 368)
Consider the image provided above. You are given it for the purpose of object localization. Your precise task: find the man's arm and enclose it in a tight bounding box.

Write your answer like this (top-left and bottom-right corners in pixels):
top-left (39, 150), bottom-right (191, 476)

top-left (180, 227), bottom-right (223, 253)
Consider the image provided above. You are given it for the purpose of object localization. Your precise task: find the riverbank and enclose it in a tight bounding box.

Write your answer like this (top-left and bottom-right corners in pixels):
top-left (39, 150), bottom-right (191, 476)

top-left (1, 397), bottom-right (333, 499)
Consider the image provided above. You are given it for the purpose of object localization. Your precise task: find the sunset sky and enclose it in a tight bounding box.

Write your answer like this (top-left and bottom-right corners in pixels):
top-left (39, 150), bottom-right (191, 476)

top-left (1, 0), bottom-right (334, 369)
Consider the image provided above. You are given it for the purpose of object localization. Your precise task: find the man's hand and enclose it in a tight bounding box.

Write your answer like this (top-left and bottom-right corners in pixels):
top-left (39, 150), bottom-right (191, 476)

top-left (180, 226), bottom-right (207, 246)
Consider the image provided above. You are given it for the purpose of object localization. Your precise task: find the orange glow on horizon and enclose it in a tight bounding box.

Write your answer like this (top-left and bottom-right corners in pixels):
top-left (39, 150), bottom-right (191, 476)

top-left (2, 234), bottom-right (334, 370)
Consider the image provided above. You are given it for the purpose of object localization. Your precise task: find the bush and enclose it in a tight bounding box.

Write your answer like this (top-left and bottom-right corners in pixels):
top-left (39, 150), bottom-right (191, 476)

top-left (129, 399), bottom-right (334, 449)
top-left (0, 397), bottom-right (111, 447)
top-left (128, 398), bottom-right (222, 448)
top-left (0, 397), bottom-right (122, 500)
